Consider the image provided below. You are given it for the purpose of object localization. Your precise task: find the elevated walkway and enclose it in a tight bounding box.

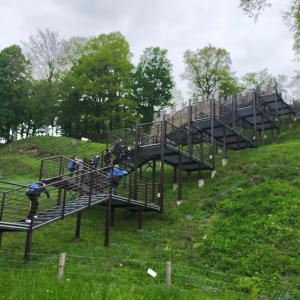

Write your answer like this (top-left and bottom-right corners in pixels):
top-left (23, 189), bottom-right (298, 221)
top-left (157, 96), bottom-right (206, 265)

top-left (0, 157), bottom-right (160, 260)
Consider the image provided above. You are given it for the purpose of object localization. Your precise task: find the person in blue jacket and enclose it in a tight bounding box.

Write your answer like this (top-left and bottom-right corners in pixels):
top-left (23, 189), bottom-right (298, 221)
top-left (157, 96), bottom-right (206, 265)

top-left (25, 181), bottom-right (50, 222)
top-left (90, 154), bottom-right (100, 169)
top-left (108, 164), bottom-right (128, 195)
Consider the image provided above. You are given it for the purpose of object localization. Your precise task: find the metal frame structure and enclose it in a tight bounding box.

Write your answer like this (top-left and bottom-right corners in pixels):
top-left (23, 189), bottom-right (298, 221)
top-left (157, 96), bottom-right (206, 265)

top-left (1, 86), bottom-right (297, 261)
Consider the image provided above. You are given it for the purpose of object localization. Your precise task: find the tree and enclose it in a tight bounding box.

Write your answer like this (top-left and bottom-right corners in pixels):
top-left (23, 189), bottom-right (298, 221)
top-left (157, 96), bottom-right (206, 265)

top-left (287, 70), bottom-right (300, 100)
top-left (219, 74), bottom-right (244, 99)
top-left (68, 32), bottom-right (135, 139)
top-left (239, 0), bottom-right (300, 59)
top-left (21, 29), bottom-right (69, 133)
top-left (170, 85), bottom-right (184, 108)
top-left (0, 45), bottom-right (30, 142)
top-left (239, 68), bottom-right (288, 92)
top-left (132, 47), bottom-right (174, 123)
top-left (181, 44), bottom-right (233, 98)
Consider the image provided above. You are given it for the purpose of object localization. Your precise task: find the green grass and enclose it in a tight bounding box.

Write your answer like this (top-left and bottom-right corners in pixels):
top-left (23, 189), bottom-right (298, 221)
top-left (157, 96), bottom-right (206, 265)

top-left (1, 117), bottom-right (300, 298)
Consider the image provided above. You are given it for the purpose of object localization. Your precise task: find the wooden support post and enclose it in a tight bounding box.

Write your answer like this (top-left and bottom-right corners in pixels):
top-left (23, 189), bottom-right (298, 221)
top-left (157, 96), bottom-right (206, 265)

top-left (178, 153), bottom-right (182, 201)
top-left (271, 124), bottom-right (274, 144)
top-left (110, 207), bottom-right (115, 229)
top-left (59, 156), bottom-right (63, 177)
top-left (104, 193), bottom-right (112, 247)
top-left (58, 252), bottom-right (66, 281)
top-left (160, 115), bottom-right (165, 213)
top-left (188, 99), bottom-right (192, 155)
top-left (274, 79), bottom-right (279, 125)
top-left (138, 207), bottom-right (143, 231)
top-left (281, 100), bottom-right (285, 133)
top-left (75, 212), bottom-right (81, 240)
top-left (24, 230), bottom-right (33, 261)
top-left (232, 93), bottom-right (236, 130)
top-left (57, 187), bottom-right (62, 206)
top-left (200, 132), bottom-right (204, 162)
top-left (210, 98), bottom-right (215, 169)
top-left (0, 232), bottom-right (3, 250)
top-left (88, 172), bottom-right (93, 208)
top-left (262, 114), bottom-right (265, 146)
top-left (62, 181), bottom-right (67, 220)
top-left (152, 159), bottom-right (156, 203)
top-left (166, 261), bottom-right (171, 294)
top-left (259, 130), bottom-right (262, 144)
top-left (139, 166), bottom-right (142, 179)
top-left (198, 164), bottom-right (202, 180)
top-left (173, 167), bottom-right (177, 184)
top-left (134, 120), bottom-right (140, 201)
top-left (253, 90), bottom-right (257, 147)
top-left (223, 126), bottom-right (226, 159)
top-left (39, 160), bottom-right (44, 181)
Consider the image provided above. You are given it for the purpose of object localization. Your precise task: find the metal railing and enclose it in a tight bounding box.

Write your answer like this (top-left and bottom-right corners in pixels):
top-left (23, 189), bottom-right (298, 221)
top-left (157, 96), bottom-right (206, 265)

top-left (0, 165), bottom-right (160, 226)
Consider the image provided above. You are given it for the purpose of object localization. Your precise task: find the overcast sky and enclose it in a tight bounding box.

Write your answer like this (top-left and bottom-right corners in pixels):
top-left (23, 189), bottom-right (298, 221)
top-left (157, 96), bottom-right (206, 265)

top-left (0, 0), bottom-right (297, 101)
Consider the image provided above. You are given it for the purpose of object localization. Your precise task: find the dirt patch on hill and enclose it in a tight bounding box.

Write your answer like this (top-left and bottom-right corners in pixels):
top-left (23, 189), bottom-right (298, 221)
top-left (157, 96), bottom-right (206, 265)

top-left (18, 148), bottom-right (38, 157)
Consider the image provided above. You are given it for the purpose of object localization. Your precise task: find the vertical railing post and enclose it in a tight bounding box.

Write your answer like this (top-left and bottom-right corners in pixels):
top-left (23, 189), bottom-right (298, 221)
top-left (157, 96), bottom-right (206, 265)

top-left (152, 159), bottom-right (156, 203)
top-left (145, 178), bottom-right (148, 207)
top-left (62, 181), bottom-right (67, 220)
top-left (128, 172), bottom-right (132, 203)
top-left (232, 93), bottom-right (236, 130)
top-left (274, 78), bottom-right (279, 126)
top-left (223, 126), bottom-right (226, 160)
top-left (101, 152), bottom-right (104, 168)
top-left (24, 230), bottom-right (33, 262)
top-left (0, 192), bottom-right (5, 222)
top-left (75, 212), bottom-right (81, 240)
top-left (88, 172), bottom-right (93, 208)
top-left (160, 115), bottom-right (165, 213)
top-left (262, 114), bottom-right (265, 146)
top-left (253, 89), bottom-right (258, 147)
top-left (133, 120), bottom-right (140, 200)
top-left (178, 153), bottom-right (182, 201)
top-left (39, 159), bottom-right (44, 181)
top-left (0, 192), bottom-right (5, 249)
top-left (188, 99), bottom-right (192, 155)
top-left (59, 156), bottom-right (63, 177)
top-left (281, 100), bottom-right (285, 133)
top-left (105, 175), bottom-right (112, 247)
top-left (210, 97), bottom-right (215, 169)
top-left (200, 132), bottom-right (203, 162)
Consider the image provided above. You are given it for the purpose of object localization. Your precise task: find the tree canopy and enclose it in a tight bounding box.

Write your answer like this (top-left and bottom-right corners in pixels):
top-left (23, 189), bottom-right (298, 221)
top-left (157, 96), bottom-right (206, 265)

top-left (239, 0), bottom-right (300, 59)
top-left (181, 44), bottom-right (238, 98)
top-left (132, 47), bottom-right (174, 123)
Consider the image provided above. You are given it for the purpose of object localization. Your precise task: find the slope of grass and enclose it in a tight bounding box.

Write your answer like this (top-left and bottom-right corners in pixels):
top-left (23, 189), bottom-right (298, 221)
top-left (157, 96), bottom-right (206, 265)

top-left (1, 117), bottom-right (300, 298)
top-left (0, 136), bottom-right (105, 182)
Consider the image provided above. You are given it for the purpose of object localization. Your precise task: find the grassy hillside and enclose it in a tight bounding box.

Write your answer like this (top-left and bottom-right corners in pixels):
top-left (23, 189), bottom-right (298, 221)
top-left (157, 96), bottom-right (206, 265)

top-left (0, 136), bottom-right (105, 183)
top-left (1, 118), bottom-right (300, 299)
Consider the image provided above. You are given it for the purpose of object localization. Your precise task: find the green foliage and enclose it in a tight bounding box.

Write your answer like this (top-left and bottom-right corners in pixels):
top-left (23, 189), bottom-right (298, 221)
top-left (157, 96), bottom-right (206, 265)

top-left (1, 116), bottom-right (300, 298)
top-left (58, 32), bottom-right (135, 139)
top-left (181, 44), bottom-right (234, 98)
top-left (132, 47), bottom-right (175, 123)
top-left (0, 45), bottom-right (31, 142)
top-left (239, 0), bottom-right (300, 59)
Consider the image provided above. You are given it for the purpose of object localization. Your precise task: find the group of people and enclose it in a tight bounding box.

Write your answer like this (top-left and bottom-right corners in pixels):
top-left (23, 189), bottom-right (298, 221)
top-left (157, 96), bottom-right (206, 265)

top-left (25, 138), bottom-right (132, 221)
top-left (68, 155), bottom-right (85, 176)
top-left (103, 139), bottom-right (132, 167)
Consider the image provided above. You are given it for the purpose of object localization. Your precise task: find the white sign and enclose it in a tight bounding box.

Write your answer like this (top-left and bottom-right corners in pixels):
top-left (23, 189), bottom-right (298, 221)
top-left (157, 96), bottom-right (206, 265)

top-left (147, 268), bottom-right (157, 277)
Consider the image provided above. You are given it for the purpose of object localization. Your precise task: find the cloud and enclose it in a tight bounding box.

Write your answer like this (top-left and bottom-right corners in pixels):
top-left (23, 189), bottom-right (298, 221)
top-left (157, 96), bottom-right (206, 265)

top-left (0, 0), bottom-right (298, 100)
